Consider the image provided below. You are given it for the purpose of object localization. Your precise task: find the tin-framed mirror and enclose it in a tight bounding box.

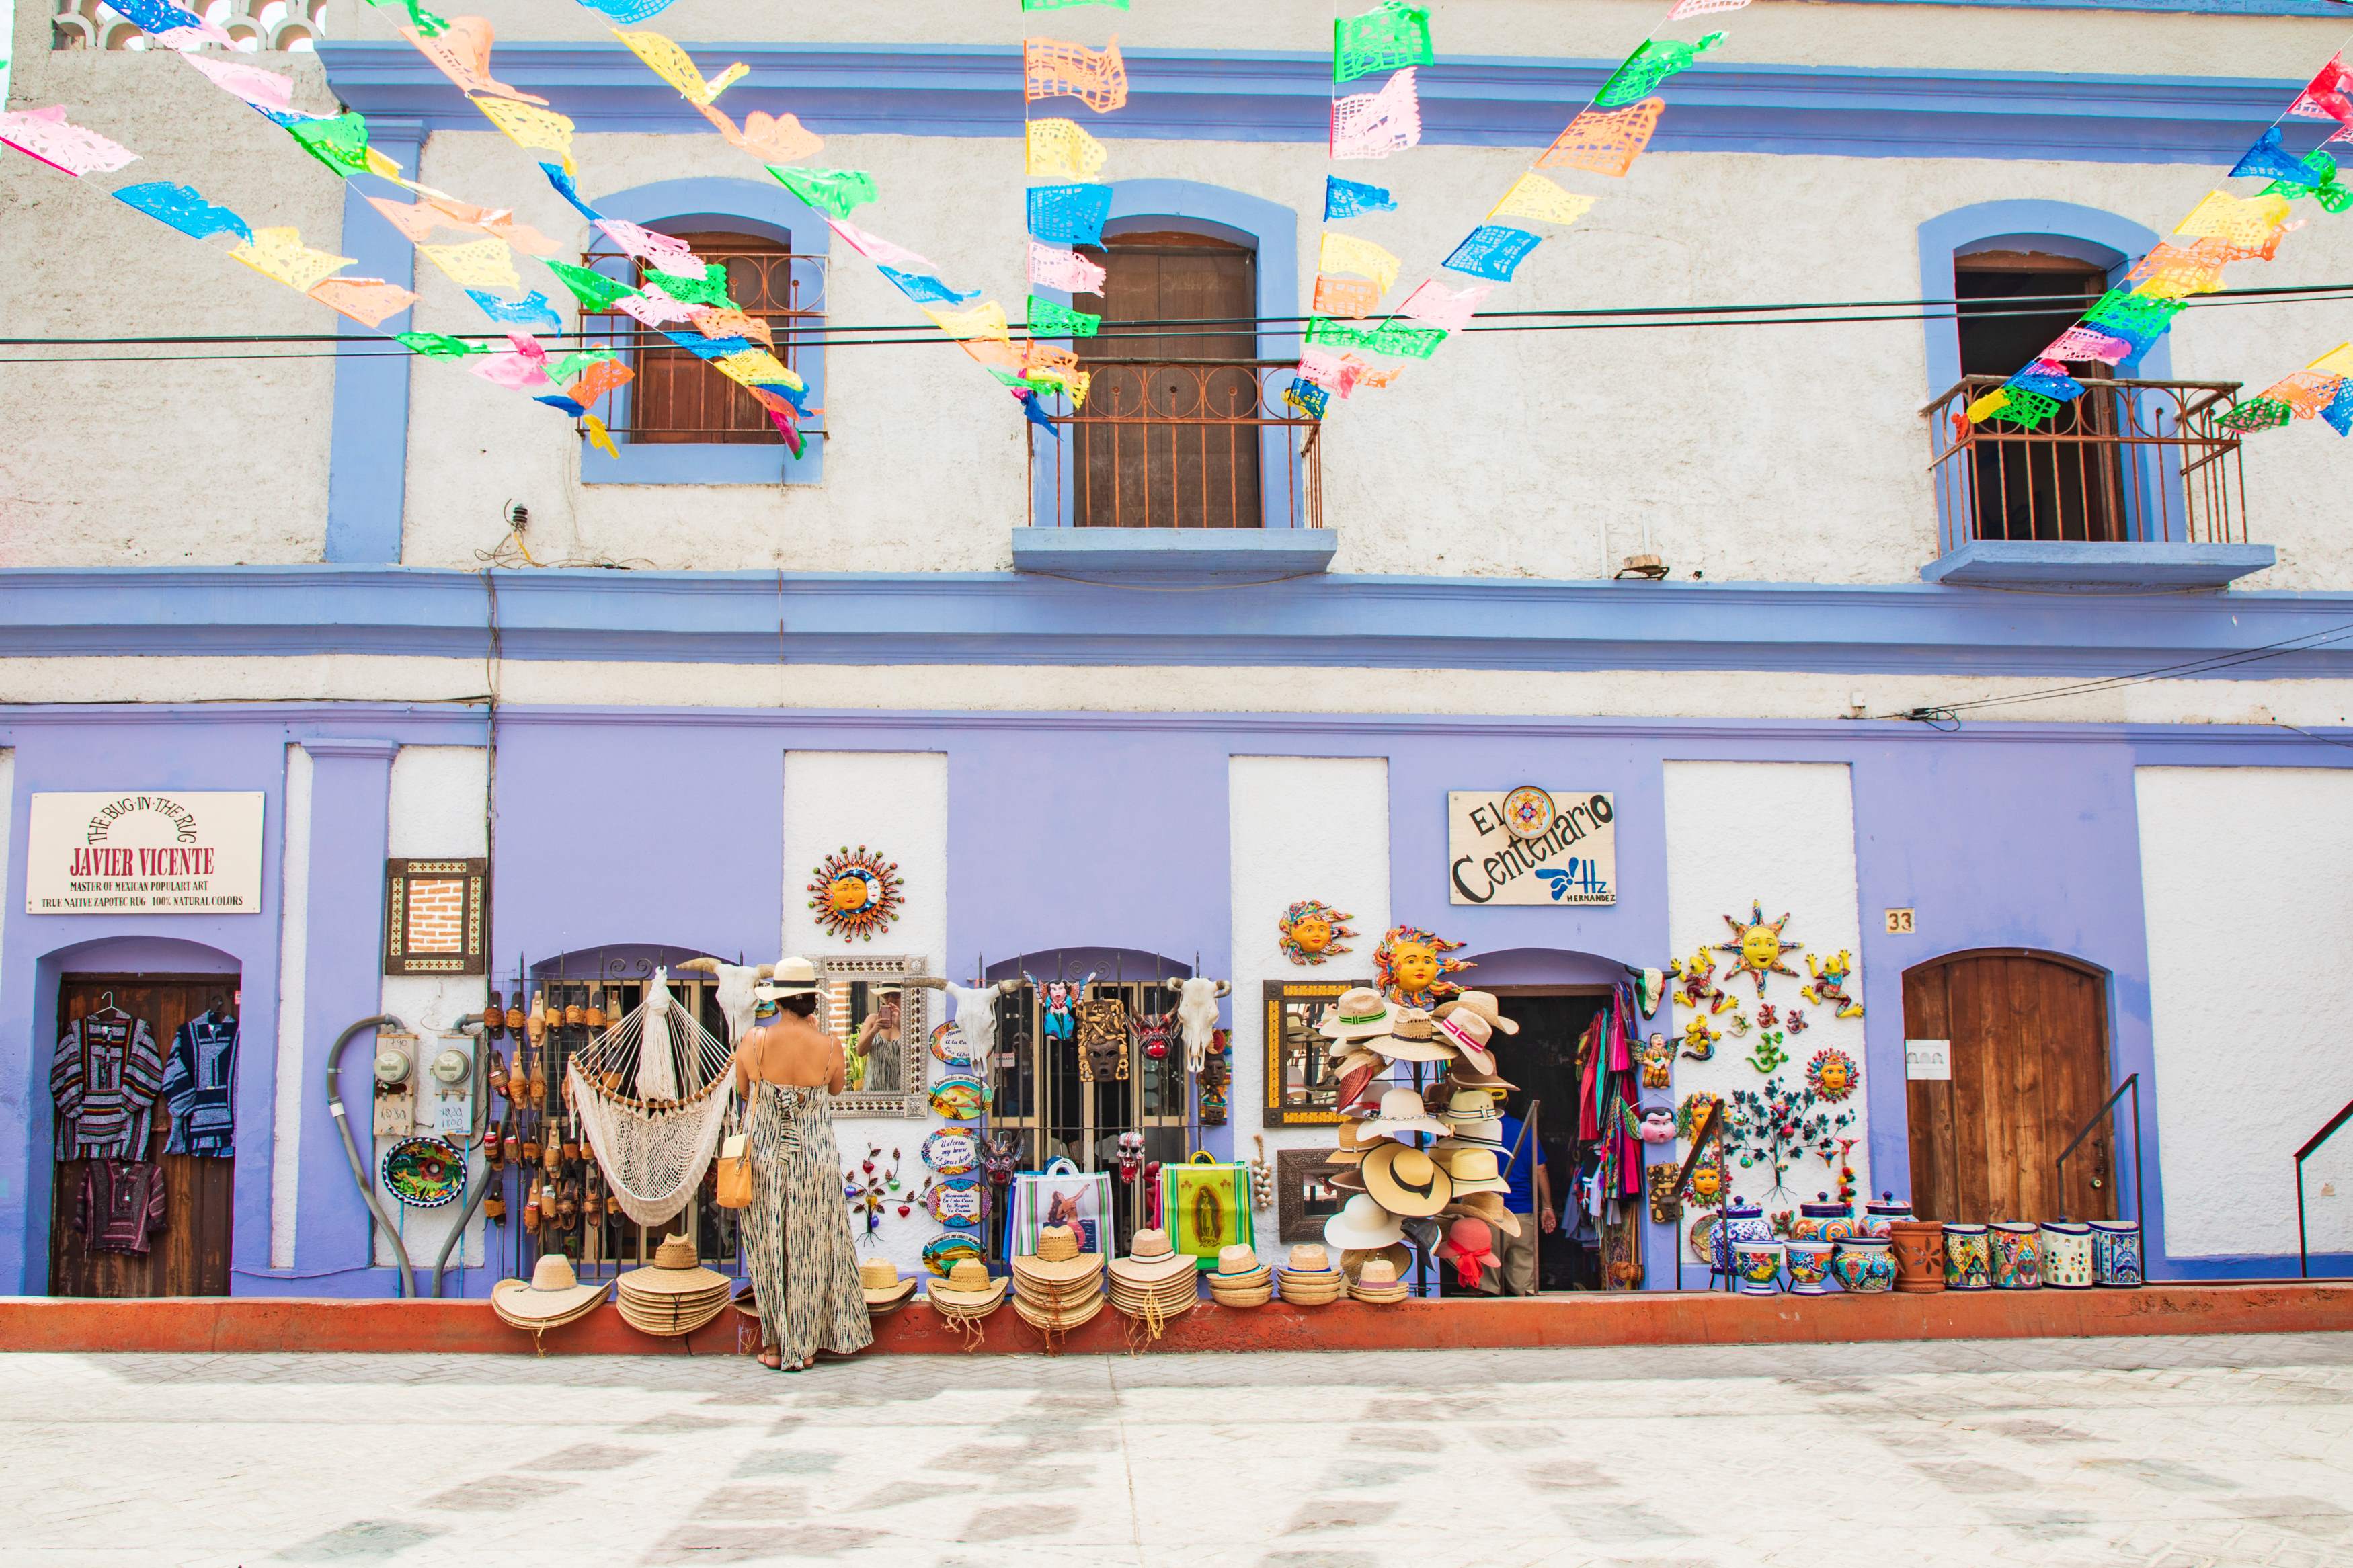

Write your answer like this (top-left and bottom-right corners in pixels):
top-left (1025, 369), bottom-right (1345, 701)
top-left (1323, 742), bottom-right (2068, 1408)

top-left (1264, 979), bottom-right (1369, 1126)
top-left (815, 954), bottom-right (932, 1118)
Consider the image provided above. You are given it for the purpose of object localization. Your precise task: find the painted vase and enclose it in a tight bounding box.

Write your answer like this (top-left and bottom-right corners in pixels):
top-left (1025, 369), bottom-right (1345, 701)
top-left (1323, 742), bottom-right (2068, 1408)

top-left (1990, 1221), bottom-right (2041, 1290)
top-left (1831, 1237), bottom-right (1895, 1293)
top-left (2040, 1221), bottom-right (2094, 1288)
top-left (2089, 1220), bottom-right (2143, 1288)
top-left (1888, 1219), bottom-right (1946, 1293)
top-left (1864, 1192), bottom-right (1915, 1240)
top-left (1942, 1223), bottom-right (1993, 1290)
top-left (1784, 1237), bottom-right (1838, 1295)
top-left (1715, 1202), bottom-right (1770, 1272)
top-left (1793, 1196), bottom-right (1859, 1243)
top-left (1731, 1239), bottom-right (1784, 1295)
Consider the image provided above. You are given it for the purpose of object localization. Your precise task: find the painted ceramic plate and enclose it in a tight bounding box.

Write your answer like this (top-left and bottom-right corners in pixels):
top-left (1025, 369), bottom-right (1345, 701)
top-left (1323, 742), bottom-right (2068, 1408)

top-left (930, 1020), bottom-right (975, 1067)
top-left (381, 1134), bottom-right (466, 1208)
top-left (922, 1231), bottom-right (986, 1278)
top-left (926, 1177), bottom-right (986, 1225)
top-left (1687, 1212), bottom-right (1720, 1264)
top-left (1501, 786), bottom-right (1556, 841)
top-left (922, 1128), bottom-right (980, 1176)
top-left (928, 1074), bottom-right (987, 1122)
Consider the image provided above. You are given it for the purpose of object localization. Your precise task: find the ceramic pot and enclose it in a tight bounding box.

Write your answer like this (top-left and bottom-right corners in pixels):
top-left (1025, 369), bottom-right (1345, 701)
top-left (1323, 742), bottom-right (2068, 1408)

top-left (1731, 1239), bottom-right (1784, 1295)
top-left (1942, 1223), bottom-right (1993, 1291)
top-left (1831, 1237), bottom-right (1895, 1293)
top-left (2089, 1220), bottom-right (2143, 1288)
top-left (1792, 1197), bottom-right (1854, 1243)
top-left (1887, 1219), bottom-right (1946, 1292)
top-left (2040, 1221), bottom-right (2094, 1288)
top-left (1784, 1237), bottom-right (1837, 1295)
top-left (1721, 1203), bottom-right (1771, 1246)
top-left (1989, 1221), bottom-right (2041, 1290)
top-left (1864, 1192), bottom-right (1915, 1240)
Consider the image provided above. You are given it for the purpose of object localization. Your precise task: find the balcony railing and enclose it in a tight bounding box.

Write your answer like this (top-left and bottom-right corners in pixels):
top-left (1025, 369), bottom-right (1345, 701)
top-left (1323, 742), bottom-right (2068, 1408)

top-left (1923, 375), bottom-right (2249, 556)
top-left (1027, 358), bottom-right (1323, 530)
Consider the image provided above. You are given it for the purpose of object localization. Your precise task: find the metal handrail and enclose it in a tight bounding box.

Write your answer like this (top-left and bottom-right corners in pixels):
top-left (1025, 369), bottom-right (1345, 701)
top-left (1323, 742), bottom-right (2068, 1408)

top-left (2295, 1096), bottom-right (2353, 1278)
top-left (2054, 1072), bottom-right (2141, 1223)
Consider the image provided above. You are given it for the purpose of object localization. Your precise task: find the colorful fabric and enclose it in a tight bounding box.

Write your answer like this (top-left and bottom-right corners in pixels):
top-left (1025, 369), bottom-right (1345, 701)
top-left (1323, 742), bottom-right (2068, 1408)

top-left (1324, 176), bottom-right (1396, 220)
top-left (51, 1014), bottom-right (166, 1161)
top-left (1595, 34), bottom-right (1724, 109)
top-left (881, 267), bottom-right (980, 305)
top-left (1307, 315), bottom-right (1447, 358)
top-left (1029, 241), bottom-right (1107, 294)
top-left (1027, 182), bottom-right (1115, 245)
top-left (1537, 98), bottom-right (1664, 178)
top-left (1023, 36), bottom-right (1128, 112)
top-left (766, 165), bottom-right (877, 220)
top-left (1490, 171), bottom-right (1595, 227)
top-left (1330, 67), bottom-right (1421, 160)
top-left (114, 181), bottom-right (249, 243)
top-left (0, 106), bottom-right (141, 177)
top-left (1443, 224), bottom-right (1543, 281)
top-left (1026, 117), bottom-right (1109, 179)
top-left (1027, 296), bottom-right (1102, 337)
top-left (161, 1011), bottom-right (237, 1157)
top-left (744, 1081), bottom-right (874, 1362)
top-left (74, 1161), bottom-right (167, 1255)
top-left (467, 290), bottom-right (561, 331)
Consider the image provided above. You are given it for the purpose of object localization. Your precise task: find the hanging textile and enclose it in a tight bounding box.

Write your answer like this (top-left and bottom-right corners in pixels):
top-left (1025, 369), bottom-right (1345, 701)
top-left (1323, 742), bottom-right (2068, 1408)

top-left (161, 1009), bottom-right (238, 1157)
top-left (50, 1012), bottom-right (166, 1161)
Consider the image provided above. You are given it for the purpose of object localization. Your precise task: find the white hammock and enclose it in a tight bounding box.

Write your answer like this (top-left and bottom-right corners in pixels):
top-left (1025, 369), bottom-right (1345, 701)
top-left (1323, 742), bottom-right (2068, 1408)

top-left (568, 967), bottom-right (734, 1227)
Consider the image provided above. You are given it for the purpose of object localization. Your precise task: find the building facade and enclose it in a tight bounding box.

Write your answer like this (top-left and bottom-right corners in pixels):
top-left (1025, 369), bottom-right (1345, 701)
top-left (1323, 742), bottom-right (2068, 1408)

top-left (3, 0), bottom-right (2352, 1300)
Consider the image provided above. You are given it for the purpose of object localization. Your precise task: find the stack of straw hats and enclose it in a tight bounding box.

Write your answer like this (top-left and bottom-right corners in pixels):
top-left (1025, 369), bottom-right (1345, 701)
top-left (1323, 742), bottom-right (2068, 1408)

top-left (861, 1257), bottom-right (918, 1317)
top-left (1208, 1243), bottom-right (1272, 1307)
top-left (492, 1253), bottom-right (610, 1340)
top-left (1011, 1223), bottom-right (1105, 1333)
top-left (1274, 1243), bottom-right (1345, 1305)
top-left (925, 1257), bottom-right (1008, 1340)
top-left (615, 1234), bottom-right (733, 1338)
top-left (1107, 1228), bottom-right (1200, 1334)
top-left (1349, 1257), bottom-right (1411, 1304)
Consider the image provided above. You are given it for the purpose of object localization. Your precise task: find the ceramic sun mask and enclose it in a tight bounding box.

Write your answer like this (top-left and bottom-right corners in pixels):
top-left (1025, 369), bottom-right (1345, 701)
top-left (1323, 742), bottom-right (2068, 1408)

top-left (1277, 899), bottom-right (1358, 966)
top-left (1373, 925), bottom-right (1469, 1007)
top-left (1715, 901), bottom-right (1804, 993)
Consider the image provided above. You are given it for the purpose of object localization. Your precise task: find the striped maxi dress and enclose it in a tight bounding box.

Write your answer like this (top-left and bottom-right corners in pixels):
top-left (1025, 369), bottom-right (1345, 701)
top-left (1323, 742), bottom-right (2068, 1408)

top-left (742, 1081), bottom-right (873, 1363)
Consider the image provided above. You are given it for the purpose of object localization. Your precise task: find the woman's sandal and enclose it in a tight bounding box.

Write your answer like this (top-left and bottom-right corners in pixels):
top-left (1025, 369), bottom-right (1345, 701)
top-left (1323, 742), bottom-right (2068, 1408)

top-left (758, 1349), bottom-right (783, 1370)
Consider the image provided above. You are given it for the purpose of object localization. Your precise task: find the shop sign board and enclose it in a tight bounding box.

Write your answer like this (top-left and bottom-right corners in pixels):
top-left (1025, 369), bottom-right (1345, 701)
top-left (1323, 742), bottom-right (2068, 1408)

top-left (1905, 1039), bottom-right (1952, 1080)
top-left (1447, 790), bottom-right (1616, 905)
top-left (25, 791), bottom-right (265, 915)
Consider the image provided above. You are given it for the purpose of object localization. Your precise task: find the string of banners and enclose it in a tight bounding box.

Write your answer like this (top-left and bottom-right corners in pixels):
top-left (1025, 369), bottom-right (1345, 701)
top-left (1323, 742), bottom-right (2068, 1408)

top-left (1283, 0), bottom-right (1742, 419)
top-left (1966, 50), bottom-right (2353, 436)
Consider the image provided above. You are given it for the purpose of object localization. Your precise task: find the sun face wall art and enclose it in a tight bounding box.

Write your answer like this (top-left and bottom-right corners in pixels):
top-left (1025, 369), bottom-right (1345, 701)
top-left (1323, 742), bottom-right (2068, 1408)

top-left (806, 845), bottom-right (906, 942)
top-left (1277, 899), bottom-right (1359, 965)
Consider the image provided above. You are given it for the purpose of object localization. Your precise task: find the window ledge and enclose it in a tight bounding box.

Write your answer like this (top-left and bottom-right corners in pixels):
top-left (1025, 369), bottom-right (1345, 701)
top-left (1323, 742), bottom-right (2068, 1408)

top-left (581, 438), bottom-right (820, 487)
top-left (1921, 540), bottom-right (2275, 592)
top-left (1010, 528), bottom-right (1337, 581)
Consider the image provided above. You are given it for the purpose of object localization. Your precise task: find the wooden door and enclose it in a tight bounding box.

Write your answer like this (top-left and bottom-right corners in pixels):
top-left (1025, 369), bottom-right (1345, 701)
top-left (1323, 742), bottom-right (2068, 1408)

top-left (49, 973), bottom-right (237, 1297)
top-left (1902, 951), bottom-right (2113, 1225)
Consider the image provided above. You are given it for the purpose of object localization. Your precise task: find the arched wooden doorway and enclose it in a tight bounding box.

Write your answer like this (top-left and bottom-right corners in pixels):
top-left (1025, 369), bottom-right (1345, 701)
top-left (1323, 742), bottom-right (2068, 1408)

top-left (1901, 949), bottom-right (2114, 1223)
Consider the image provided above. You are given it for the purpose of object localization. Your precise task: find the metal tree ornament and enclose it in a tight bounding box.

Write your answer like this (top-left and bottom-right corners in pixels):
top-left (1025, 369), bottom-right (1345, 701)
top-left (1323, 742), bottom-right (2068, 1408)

top-left (1724, 1075), bottom-right (1855, 1209)
top-left (806, 845), bottom-right (905, 942)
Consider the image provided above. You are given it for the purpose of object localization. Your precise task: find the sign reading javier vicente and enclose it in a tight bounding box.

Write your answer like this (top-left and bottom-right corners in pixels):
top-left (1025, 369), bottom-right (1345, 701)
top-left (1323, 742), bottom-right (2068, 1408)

top-left (1447, 790), bottom-right (1616, 905)
top-left (26, 792), bottom-right (265, 915)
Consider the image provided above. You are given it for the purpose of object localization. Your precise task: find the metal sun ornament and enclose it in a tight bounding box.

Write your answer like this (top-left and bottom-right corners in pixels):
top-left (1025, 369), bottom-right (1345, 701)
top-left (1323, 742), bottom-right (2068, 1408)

top-left (1277, 899), bottom-right (1359, 965)
top-left (1373, 923), bottom-right (1471, 1007)
top-left (805, 845), bottom-right (904, 942)
top-left (1715, 901), bottom-right (1804, 993)
top-left (1804, 1047), bottom-right (1860, 1103)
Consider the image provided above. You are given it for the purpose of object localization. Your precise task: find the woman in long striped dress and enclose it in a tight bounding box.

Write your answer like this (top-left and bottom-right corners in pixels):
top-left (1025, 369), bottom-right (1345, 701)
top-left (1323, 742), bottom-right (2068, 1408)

top-left (733, 959), bottom-right (874, 1372)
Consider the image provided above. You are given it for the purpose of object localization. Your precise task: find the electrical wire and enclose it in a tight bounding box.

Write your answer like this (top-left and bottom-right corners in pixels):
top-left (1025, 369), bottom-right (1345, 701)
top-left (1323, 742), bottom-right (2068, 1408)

top-left (1868, 620), bottom-right (2353, 724)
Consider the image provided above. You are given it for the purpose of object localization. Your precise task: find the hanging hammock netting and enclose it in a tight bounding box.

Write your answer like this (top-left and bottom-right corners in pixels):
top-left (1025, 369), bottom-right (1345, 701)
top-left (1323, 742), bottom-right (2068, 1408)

top-left (566, 966), bottom-right (735, 1228)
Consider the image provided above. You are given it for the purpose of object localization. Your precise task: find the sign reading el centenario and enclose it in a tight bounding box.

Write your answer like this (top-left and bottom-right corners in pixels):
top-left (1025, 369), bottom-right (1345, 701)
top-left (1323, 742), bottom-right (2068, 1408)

top-left (26, 792), bottom-right (265, 914)
top-left (1448, 790), bottom-right (1617, 905)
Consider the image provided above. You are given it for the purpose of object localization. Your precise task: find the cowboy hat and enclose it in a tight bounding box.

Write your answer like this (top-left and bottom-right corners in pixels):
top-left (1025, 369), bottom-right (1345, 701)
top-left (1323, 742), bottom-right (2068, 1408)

top-left (1436, 990), bottom-right (1519, 1034)
top-left (491, 1253), bottom-right (610, 1329)
top-left (1367, 1011), bottom-right (1454, 1064)
top-left (1316, 987), bottom-right (1396, 1042)
top-left (1359, 1086), bottom-right (1448, 1143)
top-left (860, 1257), bottom-right (918, 1308)
top-left (1360, 1143), bottom-right (1454, 1217)
top-left (1446, 1062), bottom-right (1520, 1092)
top-left (1443, 1147), bottom-right (1513, 1196)
top-left (1431, 1010), bottom-right (1497, 1075)
top-left (754, 954), bottom-right (821, 1000)
top-left (1322, 1191), bottom-right (1406, 1252)
top-left (1443, 1189), bottom-right (1523, 1237)
top-left (1435, 1118), bottom-right (1506, 1155)
top-left (927, 1257), bottom-right (1009, 1311)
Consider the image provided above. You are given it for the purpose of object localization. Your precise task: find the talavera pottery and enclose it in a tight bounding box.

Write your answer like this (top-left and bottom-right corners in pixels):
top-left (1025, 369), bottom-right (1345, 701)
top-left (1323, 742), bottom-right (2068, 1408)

top-left (1990, 1221), bottom-right (2041, 1289)
top-left (1830, 1237), bottom-right (1895, 1293)
top-left (1721, 1202), bottom-right (1771, 1247)
top-left (1784, 1236), bottom-right (1837, 1294)
top-left (1792, 1196), bottom-right (1858, 1243)
top-left (2040, 1221), bottom-right (2094, 1288)
top-left (2089, 1219), bottom-right (2143, 1288)
top-left (1864, 1192), bottom-right (1914, 1240)
top-left (1731, 1239), bottom-right (1784, 1295)
top-left (1942, 1223), bottom-right (1993, 1291)
top-left (1888, 1219), bottom-right (1946, 1293)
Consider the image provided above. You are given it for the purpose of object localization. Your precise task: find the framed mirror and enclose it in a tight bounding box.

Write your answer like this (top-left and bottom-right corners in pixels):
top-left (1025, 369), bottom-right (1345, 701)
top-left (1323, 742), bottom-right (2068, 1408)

top-left (1263, 979), bottom-right (1368, 1126)
top-left (815, 954), bottom-right (932, 1118)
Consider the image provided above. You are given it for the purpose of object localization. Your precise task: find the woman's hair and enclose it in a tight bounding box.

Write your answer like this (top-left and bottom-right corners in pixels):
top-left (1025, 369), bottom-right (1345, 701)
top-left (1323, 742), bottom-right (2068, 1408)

top-left (775, 993), bottom-right (818, 1018)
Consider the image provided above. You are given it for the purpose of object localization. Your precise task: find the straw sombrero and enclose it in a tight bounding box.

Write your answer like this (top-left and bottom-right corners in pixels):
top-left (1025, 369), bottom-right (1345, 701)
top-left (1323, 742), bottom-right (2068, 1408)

top-left (1431, 1009), bottom-right (1498, 1075)
top-left (1324, 1119), bottom-right (1371, 1168)
top-left (1443, 1147), bottom-right (1513, 1196)
top-left (1207, 1242), bottom-right (1272, 1307)
top-left (1366, 1011), bottom-right (1453, 1064)
top-left (1011, 1225), bottom-right (1105, 1291)
top-left (860, 1257), bottom-right (918, 1312)
top-left (1359, 1087), bottom-right (1448, 1143)
top-left (1316, 987), bottom-right (1396, 1042)
top-left (1107, 1229), bottom-right (1199, 1291)
top-left (1273, 1242), bottom-right (1345, 1304)
top-left (926, 1257), bottom-right (1009, 1313)
top-left (491, 1254), bottom-right (610, 1334)
top-left (1349, 1257), bottom-right (1411, 1304)
top-left (1341, 1242), bottom-right (1412, 1283)
top-left (1446, 1062), bottom-right (1520, 1092)
top-left (1435, 1118), bottom-right (1507, 1156)
top-left (1436, 991), bottom-right (1519, 1035)
top-left (1012, 1290), bottom-right (1107, 1331)
top-left (1361, 1143), bottom-right (1454, 1217)
top-left (1323, 1192), bottom-right (1406, 1253)
top-left (1441, 1087), bottom-right (1503, 1124)
top-left (615, 1234), bottom-right (733, 1338)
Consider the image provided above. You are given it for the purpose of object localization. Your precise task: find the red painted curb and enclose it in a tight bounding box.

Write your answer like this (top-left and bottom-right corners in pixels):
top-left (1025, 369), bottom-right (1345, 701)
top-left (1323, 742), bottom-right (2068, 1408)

top-left (2, 1282), bottom-right (2346, 1357)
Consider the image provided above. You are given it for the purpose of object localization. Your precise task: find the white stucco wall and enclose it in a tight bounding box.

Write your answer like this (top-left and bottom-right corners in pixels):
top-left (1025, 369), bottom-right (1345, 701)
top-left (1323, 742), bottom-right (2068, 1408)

top-left (2135, 765), bottom-right (2353, 1260)
top-left (782, 749), bottom-right (949, 1278)
top-left (268, 741), bottom-right (311, 1268)
top-left (1663, 761), bottom-right (1868, 1259)
top-left (371, 745), bottom-right (490, 1271)
top-left (1226, 755), bottom-right (1392, 1225)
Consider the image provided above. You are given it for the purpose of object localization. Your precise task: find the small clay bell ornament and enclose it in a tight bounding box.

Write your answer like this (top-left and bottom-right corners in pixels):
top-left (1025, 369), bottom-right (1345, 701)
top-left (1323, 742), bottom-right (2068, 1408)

top-left (528, 1049), bottom-right (547, 1104)
top-left (522, 1177), bottom-right (543, 1231)
top-left (504, 998), bottom-right (524, 1034)
top-left (584, 987), bottom-right (606, 1030)
top-left (506, 1050), bottom-right (527, 1102)
top-left (521, 1131), bottom-right (542, 1164)
top-left (528, 991), bottom-right (547, 1044)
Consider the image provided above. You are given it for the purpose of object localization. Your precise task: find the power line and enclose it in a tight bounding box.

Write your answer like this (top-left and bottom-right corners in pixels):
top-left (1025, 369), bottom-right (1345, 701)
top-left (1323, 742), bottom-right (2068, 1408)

top-left (1872, 620), bottom-right (2353, 725)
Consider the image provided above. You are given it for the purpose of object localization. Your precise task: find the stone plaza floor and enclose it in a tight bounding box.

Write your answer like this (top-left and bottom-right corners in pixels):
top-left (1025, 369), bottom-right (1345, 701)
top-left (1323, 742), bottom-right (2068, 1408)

top-left (3, 1333), bottom-right (2350, 1566)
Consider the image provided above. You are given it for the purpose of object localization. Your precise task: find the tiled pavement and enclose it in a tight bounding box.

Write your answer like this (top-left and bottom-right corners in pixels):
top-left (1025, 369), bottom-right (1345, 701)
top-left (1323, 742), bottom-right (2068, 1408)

top-left (5, 1334), bottom-right (2352, 1566)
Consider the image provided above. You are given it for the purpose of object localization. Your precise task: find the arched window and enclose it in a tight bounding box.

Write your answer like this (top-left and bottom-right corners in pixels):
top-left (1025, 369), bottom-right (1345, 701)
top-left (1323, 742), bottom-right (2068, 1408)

top-left (582, 229), bottom-right (811, 446)
top-left (1954, 244), bottom-right (2125, 542)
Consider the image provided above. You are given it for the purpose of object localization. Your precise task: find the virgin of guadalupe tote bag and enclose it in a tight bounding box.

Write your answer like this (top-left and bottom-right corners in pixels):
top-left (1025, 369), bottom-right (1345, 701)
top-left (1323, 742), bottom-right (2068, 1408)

top-left (1161, 1151), bottom-right (1253, 1267)
top-left (1008, 1156), bottom-right (1115, 1257)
